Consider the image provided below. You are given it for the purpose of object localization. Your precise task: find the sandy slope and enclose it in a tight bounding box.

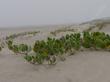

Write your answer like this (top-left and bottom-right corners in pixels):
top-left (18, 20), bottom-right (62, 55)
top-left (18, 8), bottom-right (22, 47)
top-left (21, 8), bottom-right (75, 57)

top-left (0, 24), bottom-right (110, 82)
top-left (99, 24), bottom-right (110, 34)
top-left (0, 50), bottom-right (110, 82)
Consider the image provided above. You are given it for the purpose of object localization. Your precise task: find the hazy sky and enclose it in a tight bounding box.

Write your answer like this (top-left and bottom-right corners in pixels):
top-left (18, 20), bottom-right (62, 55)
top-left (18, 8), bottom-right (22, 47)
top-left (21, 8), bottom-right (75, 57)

top-left (0, 0), bottom-right (110, 27)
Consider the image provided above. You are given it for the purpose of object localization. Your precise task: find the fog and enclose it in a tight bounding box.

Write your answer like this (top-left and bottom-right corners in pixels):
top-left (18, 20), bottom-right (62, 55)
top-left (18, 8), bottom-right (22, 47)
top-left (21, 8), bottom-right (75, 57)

top-left (0, 0), bottom-right (109, 27)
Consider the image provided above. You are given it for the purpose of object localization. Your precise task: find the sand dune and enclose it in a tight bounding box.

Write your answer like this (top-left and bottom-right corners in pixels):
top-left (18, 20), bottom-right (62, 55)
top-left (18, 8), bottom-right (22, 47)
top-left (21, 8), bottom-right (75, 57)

top-left (0, 19), bottom-right (110, 82)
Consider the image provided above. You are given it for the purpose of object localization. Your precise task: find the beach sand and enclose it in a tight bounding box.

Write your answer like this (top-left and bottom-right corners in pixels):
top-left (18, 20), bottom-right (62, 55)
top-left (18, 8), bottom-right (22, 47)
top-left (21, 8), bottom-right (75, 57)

top-left (0, 23), bottom-right (110, 82)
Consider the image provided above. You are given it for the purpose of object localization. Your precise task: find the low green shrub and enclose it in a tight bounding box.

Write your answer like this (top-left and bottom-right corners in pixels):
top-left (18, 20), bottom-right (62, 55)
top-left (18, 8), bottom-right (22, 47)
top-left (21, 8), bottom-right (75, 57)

top-left (6, 32), bottom-right (110, 65)
top-left (7, 40), bottom-right (31, 55)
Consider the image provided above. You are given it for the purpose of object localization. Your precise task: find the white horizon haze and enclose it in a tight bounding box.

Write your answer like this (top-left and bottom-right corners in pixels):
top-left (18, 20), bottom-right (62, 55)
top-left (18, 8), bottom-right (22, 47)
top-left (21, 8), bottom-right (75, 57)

top-left (0, 0), bottom-right (110, 27)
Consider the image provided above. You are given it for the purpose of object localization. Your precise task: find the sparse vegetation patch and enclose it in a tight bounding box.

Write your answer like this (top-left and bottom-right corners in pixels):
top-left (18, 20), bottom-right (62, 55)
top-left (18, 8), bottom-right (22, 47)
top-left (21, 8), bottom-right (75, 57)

top-left (6, 31), bottom-right (40, 40)
top-left (1, 31), bottom-right (110, 65)
top-left (50, 28), bottom-right (75, 36)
